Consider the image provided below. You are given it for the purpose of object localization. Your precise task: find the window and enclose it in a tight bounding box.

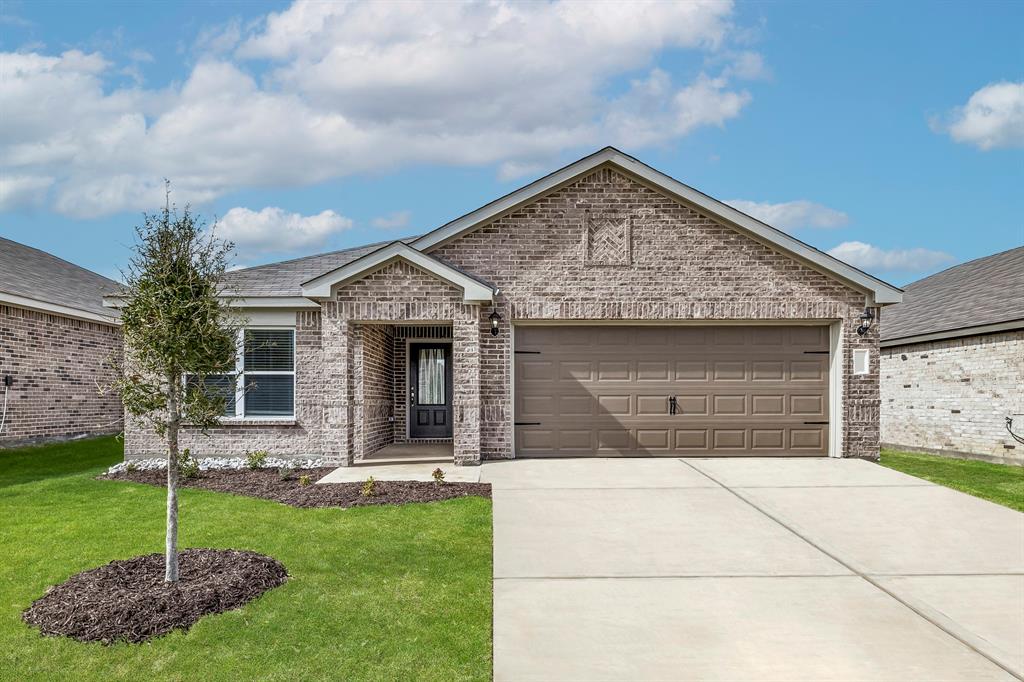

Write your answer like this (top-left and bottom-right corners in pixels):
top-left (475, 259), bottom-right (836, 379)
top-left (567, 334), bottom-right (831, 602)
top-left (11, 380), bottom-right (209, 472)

top-left (417, 347), bottom-right (446, 404)
top-left (853, 348), bottom-right (870, 375)
top-left (191, 328), bottom-right (295, 419)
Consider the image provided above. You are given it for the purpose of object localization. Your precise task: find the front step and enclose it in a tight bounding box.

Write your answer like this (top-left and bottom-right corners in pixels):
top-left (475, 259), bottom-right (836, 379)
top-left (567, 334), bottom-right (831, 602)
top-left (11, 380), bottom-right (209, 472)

top-left (354, 455), bottom-right (452, 466)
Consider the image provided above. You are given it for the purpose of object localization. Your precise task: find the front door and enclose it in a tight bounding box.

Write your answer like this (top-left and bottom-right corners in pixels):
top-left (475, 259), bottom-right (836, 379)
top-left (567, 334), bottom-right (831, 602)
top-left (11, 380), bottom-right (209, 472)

top-left (409, 343), bottom-right (453, 438)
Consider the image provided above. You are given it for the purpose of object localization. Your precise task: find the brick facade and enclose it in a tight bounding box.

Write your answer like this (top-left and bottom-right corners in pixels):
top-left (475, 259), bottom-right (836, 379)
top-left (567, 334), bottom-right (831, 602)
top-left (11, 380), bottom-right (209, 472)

top-left (0, 304), bottom-right (122, 446)
top-left (432, 167), bottom-right (880, 459)
top-left (124, 165), bottom-right (883, 463)
top-left (881, 330), bottom-right (1024, 464)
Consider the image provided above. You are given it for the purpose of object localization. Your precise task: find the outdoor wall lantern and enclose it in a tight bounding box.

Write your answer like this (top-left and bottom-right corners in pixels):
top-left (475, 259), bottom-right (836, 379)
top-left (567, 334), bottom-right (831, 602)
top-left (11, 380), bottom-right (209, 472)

top-left (856, 308), bottom-right (875, 336)
top-left (489, 310), bottom-right (502, 336)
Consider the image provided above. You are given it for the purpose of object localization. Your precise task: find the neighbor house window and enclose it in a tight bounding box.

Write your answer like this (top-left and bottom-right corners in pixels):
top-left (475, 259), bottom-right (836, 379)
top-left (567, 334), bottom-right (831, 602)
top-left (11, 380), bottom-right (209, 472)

top-left (190, 328), bottom-right (295, 418)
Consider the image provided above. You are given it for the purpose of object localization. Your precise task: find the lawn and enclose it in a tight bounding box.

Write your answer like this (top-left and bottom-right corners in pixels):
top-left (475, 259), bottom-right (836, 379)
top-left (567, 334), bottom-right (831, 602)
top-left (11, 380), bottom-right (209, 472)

top-left (0, 437), bottom-right (492, 681)
top-left (880, 448), bottom-right (1024, 512)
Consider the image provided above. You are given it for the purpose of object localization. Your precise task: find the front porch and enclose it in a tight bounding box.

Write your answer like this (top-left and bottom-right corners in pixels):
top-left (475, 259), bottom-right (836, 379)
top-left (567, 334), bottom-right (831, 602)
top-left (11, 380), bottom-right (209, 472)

top-left (359, 441), bottom-right (454, 465)
top-left (343, 320), bottom-right (480, 467)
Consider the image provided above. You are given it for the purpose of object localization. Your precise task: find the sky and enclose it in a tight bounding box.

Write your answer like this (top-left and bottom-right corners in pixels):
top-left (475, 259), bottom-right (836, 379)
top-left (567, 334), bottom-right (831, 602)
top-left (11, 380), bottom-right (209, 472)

top-left (1, 0), bottom-right (1022, 287)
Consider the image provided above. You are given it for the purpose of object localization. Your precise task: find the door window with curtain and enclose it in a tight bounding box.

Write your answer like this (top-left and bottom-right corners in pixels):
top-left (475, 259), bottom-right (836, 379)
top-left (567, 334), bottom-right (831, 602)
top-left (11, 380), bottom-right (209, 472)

top-left (417, 347), bottom-right (445, 404)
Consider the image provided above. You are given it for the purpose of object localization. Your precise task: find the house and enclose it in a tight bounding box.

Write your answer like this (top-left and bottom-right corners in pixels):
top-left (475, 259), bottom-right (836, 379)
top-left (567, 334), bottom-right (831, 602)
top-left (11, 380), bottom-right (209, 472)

top-left (0, 237), bottom-right (122, 446)
top-left (881, 246), bottom-right (1024, 465)
top-left (120, 147), bottom-right (903, 465)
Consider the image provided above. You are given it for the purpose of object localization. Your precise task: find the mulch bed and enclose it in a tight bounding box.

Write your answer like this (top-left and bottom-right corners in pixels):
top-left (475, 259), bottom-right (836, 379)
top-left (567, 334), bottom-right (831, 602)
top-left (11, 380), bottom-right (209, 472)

top-left (23, 549), bottom-right (288, 644)
top-left (104, 467), bottom-right (492, 508)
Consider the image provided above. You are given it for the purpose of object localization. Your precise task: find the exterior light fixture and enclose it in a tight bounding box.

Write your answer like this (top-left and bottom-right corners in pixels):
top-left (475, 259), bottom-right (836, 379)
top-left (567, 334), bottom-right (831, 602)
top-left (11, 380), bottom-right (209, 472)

top-left (856, 308), bottom-right (875, 336)
top-left (489, 310), bottom-right (502, 337)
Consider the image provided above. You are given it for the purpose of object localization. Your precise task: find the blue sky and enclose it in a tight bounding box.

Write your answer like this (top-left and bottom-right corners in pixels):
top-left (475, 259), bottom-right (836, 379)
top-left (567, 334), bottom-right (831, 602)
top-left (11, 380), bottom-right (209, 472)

top-left (1, 0), bottom-right (1021, 286)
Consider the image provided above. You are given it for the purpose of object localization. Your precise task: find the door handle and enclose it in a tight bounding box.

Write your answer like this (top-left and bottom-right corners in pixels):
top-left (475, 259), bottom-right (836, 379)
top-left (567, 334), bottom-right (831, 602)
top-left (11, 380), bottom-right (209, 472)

top-left (669, 396), bottom-right (678, 415)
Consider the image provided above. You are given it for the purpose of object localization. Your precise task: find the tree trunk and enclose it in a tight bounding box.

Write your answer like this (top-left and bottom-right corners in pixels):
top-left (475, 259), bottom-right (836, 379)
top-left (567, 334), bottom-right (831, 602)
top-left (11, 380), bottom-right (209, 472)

top-left (165, 373), bottom-right (180, 583)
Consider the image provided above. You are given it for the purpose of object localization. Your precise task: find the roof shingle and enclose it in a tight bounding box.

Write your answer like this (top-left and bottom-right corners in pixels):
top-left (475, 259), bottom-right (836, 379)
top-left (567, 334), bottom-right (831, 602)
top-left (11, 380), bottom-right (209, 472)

top-left (881, 246), bottom-right (1024, 341)
top-left (0, 237), bottom-right (122, 319)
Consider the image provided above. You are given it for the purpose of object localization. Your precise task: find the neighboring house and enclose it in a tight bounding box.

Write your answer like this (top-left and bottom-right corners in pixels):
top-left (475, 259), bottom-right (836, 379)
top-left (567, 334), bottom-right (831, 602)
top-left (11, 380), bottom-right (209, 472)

top-left (118, 147), bottom-right (902, 465)
top-left (0, 237), bottom-right (122, 447)
top-left (881, 247), bottom-right (1024, 465)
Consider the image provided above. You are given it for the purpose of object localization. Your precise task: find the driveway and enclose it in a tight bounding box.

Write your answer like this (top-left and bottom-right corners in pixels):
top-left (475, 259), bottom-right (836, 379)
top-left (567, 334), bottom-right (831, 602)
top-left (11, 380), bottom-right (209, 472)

top-left (480, 458), bottom-right (1024, 681)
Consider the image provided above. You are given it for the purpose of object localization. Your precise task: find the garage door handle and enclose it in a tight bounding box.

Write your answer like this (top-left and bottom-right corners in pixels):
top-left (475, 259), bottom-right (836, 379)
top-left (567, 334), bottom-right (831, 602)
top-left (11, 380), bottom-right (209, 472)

top-left (803, 421), bottom-right (828, 425)
top-left (669, 396), bottom-right (678, 415)
top-left (515, 422), bottom-right (541, 426)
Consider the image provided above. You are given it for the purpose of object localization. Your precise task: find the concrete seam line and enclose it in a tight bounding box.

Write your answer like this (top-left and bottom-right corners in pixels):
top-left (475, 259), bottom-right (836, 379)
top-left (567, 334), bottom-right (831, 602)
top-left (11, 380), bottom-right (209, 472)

top-left (675, 459), bottom-right (1024, 682)
top-left (493, 574), bottom-right (857, 581)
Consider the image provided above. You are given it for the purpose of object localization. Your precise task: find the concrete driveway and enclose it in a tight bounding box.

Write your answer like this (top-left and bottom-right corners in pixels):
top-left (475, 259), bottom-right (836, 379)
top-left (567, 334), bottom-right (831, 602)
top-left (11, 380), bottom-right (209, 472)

top-left (480, 458), bottom-right (1024, 681)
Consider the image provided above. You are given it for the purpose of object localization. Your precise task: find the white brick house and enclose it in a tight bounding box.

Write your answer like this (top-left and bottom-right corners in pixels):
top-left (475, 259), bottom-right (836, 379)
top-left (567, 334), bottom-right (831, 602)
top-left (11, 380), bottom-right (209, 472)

top-left (119, 148), bottom-right (904, 465)
top-left (881, 247), bottom-right (1024, 465)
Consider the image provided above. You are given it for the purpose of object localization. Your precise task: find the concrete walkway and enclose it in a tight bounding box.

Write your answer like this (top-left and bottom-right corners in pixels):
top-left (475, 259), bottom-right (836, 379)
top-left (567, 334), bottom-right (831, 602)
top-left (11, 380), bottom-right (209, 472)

top-left (481, 458), bottom-right (1024, 681)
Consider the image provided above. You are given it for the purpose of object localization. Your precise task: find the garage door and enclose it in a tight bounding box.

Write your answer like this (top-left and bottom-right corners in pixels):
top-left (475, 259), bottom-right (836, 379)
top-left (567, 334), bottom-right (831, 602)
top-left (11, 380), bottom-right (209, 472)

top-left (514, 325), bottom-right (830, 456)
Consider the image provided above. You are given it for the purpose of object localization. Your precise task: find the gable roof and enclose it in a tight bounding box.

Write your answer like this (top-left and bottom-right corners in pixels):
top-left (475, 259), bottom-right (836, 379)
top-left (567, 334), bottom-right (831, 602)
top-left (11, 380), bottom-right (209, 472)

top-left (881, 246), bottom-right (1024, 346)
top-left (215, 147), bottom-right (903, 306)
top-left (301, 242), bottom-right (495, 303)
top-left (0, 237), bottom-right (121, 323)
top-left (411, 146), bottom-right (903, 305)
top-left (220, 239), bottom-right (400, 298)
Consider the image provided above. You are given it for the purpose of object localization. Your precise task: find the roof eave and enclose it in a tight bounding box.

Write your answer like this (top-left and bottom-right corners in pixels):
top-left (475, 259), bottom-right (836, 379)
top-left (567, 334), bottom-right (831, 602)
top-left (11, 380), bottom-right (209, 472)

top-left (300, 241), bottom-right (495, 304)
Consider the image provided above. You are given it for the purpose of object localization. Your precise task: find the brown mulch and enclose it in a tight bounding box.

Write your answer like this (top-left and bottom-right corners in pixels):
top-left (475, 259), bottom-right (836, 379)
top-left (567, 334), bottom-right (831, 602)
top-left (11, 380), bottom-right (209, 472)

top-left (104, 467), bottom-right (492, 508)
top-left (22, 548), bottom-right (288, 644)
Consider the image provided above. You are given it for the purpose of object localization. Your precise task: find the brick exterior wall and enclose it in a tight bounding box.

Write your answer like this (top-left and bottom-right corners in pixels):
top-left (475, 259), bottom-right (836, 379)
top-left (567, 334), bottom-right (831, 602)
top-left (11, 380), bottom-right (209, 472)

top-left (881, 330), bottom-right (1024, 464)
top-left (352, 323), bottom-right (395, 458)
top-left (124, 165), bottom-right (883, 463)
top-left (432, 167), bottom-right (880, 459)
top-left (0, 304), bottom-right (122, 446)
top-left (124, 310), bottom-right (325, 458)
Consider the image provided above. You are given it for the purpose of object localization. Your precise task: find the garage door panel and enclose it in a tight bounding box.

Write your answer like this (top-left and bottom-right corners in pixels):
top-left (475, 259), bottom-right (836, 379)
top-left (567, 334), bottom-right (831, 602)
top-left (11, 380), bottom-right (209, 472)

top-left (712, 395), bottom-right (747, 416)
top-left (712, 361), bottom-right (746, 381)
top-left (597, 362), bottom-right (630, 381)
top-left (636, 395), bottom-right (669, 416)
top-left (559, 361), bottom-right (593, 381)
top-left (597, 394), bottom-right (632, 416)
top-left (637, 361), bottom-right (671, 380)
top-left (675, 361), bottom-right (709, 381)
top-left (557, 395), bottom-right (593, 417)
top-left (751, 394), bottom-right (785, 416)
top-left (515, 325), bottom-right (829, 457)
top-left (751, 429), bottom-right (786, 450)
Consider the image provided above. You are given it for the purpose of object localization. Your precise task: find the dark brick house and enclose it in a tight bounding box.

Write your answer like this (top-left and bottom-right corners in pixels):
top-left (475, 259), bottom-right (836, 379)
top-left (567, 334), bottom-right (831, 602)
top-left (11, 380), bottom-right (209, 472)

top-left (0, 237), bottom-right (122, 446)
top-left (120, 148), bottom-right (903, 465)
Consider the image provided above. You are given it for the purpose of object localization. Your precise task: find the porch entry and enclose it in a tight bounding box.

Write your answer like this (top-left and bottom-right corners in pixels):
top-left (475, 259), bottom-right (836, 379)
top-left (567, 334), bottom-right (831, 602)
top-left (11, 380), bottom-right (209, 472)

top-left (408, 342), bottom-right (453, 439)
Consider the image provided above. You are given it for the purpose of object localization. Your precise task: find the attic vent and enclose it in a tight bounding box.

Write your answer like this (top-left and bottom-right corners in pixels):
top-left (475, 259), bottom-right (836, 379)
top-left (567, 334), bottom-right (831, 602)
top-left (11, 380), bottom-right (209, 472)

top-left (393, 325), bottom-right (452, 340)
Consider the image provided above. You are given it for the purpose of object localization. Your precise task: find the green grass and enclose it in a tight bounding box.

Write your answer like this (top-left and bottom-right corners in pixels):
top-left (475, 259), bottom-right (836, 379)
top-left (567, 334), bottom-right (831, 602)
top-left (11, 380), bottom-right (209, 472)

top-left (880, 448), bottom-right (1024, 512)
top-left (0, 437), bottom-right (492, 681)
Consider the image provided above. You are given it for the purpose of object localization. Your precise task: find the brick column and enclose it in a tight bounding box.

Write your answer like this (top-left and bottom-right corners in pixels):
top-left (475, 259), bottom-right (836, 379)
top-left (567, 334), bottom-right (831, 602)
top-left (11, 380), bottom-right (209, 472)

top-left (452, 317), bottom-right (482, 465)
top-left (321, 314), bottom-right (354, 465)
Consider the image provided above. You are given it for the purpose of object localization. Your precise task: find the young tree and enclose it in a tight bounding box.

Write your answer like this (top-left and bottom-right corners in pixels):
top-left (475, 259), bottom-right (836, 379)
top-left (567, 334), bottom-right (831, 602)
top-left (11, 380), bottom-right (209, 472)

top-left (115, 191), bottom-right (239, 582)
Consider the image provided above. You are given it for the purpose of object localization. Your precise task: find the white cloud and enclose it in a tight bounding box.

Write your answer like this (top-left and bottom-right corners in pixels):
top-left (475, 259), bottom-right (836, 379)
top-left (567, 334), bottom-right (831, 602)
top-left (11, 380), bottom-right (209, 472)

top-left (726, 199), bottom-right (849, 230)
top-left (0, 0), bottom-right (762, 218)
top-left (937, 81), bottom-right (1024, 150)
top-left (371, 210), bottom-right (412, 230)
top-left (0, 175), bottom-right (53, 210)
top-left (827, 241), bottom-right (954, 274)
top-left (216, 206), bottom-right (353, 255)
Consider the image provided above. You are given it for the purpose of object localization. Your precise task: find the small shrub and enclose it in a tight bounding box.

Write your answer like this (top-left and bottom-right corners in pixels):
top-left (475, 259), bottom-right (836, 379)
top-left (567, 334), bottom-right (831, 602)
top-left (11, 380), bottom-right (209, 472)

top-left (245, 449), bottom-right (268, 470)
top-left (278, 466), bottom-right (294, 481)
top-left (177, 449), bottom-right (200, 479)
top-left (125, 461), bottom-right (139, 473)
top-left (298, 474), bottom-right (312, 487)
top-left (432, 467), bottom-right (445, 483)
top-left (361, 476), bottom-right (376, 497)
